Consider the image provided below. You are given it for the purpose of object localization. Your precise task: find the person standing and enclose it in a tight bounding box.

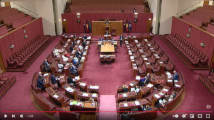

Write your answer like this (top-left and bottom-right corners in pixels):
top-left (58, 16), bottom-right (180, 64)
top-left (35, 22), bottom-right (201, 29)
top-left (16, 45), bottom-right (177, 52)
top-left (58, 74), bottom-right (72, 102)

top-left (128, 22), bottom-right (132, 32)
top-left (120, 34), bottom-right (123, 47)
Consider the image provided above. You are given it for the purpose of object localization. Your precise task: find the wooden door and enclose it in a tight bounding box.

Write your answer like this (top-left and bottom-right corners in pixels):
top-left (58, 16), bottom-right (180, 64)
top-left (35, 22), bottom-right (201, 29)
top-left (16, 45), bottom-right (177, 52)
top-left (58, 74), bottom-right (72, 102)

top-left (0, 51), bottom-right (5, 73)
top-left (146, 19), bottom-right (153, 33)
top-left (5, 2), bottom-right (11, 7)
top-left (203, 0), bottom-right (209, 6)
top-left (62, 19), bottom-right (68, 33)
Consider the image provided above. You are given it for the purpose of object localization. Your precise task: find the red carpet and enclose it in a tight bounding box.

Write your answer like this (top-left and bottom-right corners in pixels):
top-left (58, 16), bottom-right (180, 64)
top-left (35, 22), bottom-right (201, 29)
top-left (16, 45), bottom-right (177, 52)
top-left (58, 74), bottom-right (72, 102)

top-left (82, 42), bottom-right (135, 95)
top-left (99, 95), bottom-right (117, 120)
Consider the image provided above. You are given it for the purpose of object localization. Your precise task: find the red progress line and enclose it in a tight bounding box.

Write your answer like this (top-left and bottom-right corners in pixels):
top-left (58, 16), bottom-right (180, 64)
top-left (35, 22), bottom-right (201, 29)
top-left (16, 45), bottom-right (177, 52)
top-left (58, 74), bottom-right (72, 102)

top-left (0, 111), bottom-right (213, 113)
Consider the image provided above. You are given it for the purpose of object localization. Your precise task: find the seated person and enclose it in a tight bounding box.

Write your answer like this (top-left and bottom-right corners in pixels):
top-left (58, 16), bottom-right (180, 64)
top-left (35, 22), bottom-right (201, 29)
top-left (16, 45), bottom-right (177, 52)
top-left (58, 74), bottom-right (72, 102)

top-left (53, 49), bottom-right (60, 58)
top-left (69, 45), bottom-right (73, 52)
top-left (78, 45), bottom-right (84, 52)
top-left (43, 59), bottom-right (51, 72)
top-left (122, 85), bottom-right (129, 92)
top-left (64, 51), bottom-right (70, 58)
top-left (75, 50), bottom-right (82, 59)
top-left (134, 86), bottom-right (140, 93)
top-left (67, 75), bottom-right (76, 86)
top-left (146, 73), bottom-right (151, 83)
top-left (50, 74), bottom-right (59, 88)
top-left (157, 98), bottom-right (167, 108)
top-left (173, 70), bottom-right (179, 81)
top-left (141, 105), bottom-right (147, 111)
top-left (168, 92), bottom-right (176, 102)
top-left (57, 63), bottom-right (64, 73)
top-left (72, 56), bottom-right (79, 66)
top-left (83, 35), bottom-right (87, 39)
top-left (82, 39), bottom-right (87, 48)
top-left (70, 63), bottom-right (79, 76)
top-left (139, 77), bottom-right (147, 86)
top-left (145, 105), bottom-right (152, 111)
top-left (62, 55), bottom-right (69, 62)
top-left (37, 72), bottom-right (45, 90)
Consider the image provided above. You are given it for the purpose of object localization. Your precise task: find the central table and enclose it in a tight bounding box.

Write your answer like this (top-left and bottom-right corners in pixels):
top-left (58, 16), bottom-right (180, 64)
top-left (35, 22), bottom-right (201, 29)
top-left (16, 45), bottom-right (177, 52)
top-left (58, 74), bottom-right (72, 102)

top-left (100, 42), bottom-right (115, 53)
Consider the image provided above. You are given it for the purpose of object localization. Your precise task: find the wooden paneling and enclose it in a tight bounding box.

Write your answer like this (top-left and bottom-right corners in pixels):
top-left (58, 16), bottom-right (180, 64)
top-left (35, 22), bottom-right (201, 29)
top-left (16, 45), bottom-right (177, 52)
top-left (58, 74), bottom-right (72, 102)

top-left (5, 2), bottom-right (11, 7)
top-left (62, 19), bottom-right (68, 33)
top-left (92, 21), bottom-right (123, 36)
top-left (203, 0), bottom-right (209, 6)
top-left (0, 51), bottom-right (5, 73)
top-left (146, 19), bottom-right (152, 33)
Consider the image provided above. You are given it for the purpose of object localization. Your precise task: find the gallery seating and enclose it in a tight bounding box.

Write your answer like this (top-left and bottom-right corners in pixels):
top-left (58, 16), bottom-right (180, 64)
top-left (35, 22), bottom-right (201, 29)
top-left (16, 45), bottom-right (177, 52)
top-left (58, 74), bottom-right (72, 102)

top-left (166, 34), bottom-right (208, 65)
top-left (0, 25), bottom-right (8, 36)
top-left (199, 73), bottom-right (214, 94)
top-left (0, 73), bottom-right (16, 99)
top-left (7, 36), bottom-right (51, 69)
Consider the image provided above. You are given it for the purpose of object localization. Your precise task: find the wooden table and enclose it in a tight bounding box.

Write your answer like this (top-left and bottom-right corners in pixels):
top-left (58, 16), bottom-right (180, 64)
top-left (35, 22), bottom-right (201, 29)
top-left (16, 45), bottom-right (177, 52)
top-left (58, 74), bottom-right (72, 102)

top-left (100, 43), bottom-right (115, 53)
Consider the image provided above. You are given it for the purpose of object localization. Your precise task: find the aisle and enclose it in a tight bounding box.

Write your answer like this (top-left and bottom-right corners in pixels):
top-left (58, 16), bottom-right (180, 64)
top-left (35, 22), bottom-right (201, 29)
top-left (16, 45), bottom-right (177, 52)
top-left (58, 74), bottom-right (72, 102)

top-left (99, 95), bottom-right (117, 120)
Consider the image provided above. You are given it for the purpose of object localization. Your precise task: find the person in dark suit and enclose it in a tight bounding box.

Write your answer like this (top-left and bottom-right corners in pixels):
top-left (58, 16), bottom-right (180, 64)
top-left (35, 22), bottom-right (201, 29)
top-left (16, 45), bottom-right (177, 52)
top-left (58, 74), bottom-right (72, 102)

top-left (173, 71), bottom-right (179, 81)
top-left (120, 34), bottom-right (123, 47)
top-left (82, 39), bottom-right (87, 48)
top-left (43, 59), bottom-right (51, 72)
top-left (83, 35), bottom-right (87, 40)
top-left (67, 75), bottom-right (76, 86)
top-left (122, 85), bottom-right (129, 92)
top-left (70, 41), bottom-right (75, 51)
top-left (75, 50), bottom-right (82, 59)
top-left (83, 23), bottom-right (86, 33)
top-left (70, 63), bottom-right (79, 76)
top-left (72, 56), bottom-right (79, 66)
top-left (50, 74), bottom-right (57, 84)
top-left (139, 77), bottom-right (146, 86)
top-left (37, 72), bottom-right (45, 90)
top-left (128, 22), bottom-right (132, 32)
top-left (50, 74), bottom-right (59, 88)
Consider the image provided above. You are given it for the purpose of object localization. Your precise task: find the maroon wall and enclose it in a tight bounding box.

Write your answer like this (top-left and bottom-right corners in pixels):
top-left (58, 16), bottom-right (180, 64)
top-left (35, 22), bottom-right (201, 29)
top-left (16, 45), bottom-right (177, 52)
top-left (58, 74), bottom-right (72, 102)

top-left (171, 17), bottom-right (214, 62)
top-left (0, 18), bottom-right (44, 68)
top-left (62, 12), bottom-right (153, 34)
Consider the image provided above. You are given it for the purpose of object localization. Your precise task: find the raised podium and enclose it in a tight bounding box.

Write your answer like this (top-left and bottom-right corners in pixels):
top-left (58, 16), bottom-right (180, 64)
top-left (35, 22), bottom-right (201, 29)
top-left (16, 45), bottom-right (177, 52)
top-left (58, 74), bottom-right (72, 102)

top-left (92, 20), bottom-right (123, 36)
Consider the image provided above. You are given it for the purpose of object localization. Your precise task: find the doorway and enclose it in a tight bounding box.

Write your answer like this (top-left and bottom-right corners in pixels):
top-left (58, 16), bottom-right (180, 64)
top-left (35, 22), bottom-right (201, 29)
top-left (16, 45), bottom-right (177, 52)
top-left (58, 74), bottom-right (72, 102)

top-left (0, 51), bottom-right (5, 73)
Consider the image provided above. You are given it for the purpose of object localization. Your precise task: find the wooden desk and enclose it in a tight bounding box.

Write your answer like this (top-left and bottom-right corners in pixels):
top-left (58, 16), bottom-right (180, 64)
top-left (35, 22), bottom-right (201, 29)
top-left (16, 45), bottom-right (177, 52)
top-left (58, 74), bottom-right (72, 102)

top-left (84, 101), bottom-right (97, 109)
top-left (118, 99), bottom-right (151, 111)
top-left (100, 43), bottom-right (115, 53)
